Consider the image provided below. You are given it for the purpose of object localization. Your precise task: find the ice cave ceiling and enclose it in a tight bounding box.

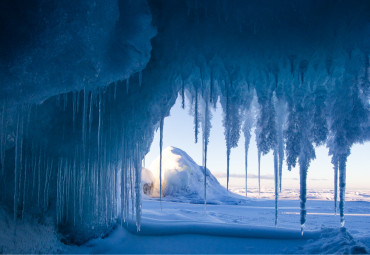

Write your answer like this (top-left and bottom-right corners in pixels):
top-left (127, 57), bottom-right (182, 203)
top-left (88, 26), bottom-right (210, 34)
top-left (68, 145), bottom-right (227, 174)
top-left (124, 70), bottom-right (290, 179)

top-left (0, 0), bottom-right (369, 243)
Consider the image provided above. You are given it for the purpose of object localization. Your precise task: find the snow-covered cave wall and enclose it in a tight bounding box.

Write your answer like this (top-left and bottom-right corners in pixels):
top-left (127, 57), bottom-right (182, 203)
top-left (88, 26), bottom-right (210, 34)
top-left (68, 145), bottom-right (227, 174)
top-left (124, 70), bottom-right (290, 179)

top-left (1, 0), bottom-right (159, 242)
top-left (0, 0), bottom-right (155, 105)
top-left (0, 67), bottom-right (178, 243)
top-left (0, 0), bottom-right (369, 245)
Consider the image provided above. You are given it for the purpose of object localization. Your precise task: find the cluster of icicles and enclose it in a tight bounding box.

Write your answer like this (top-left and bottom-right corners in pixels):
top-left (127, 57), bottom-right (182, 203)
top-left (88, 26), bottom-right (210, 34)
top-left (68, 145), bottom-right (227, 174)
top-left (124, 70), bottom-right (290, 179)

top-left (0, 74), bottom-right (175, 240)
top-left (157, 67), bottom-right (368, 235)
top-left (0, 58), bottom-right (368, 238)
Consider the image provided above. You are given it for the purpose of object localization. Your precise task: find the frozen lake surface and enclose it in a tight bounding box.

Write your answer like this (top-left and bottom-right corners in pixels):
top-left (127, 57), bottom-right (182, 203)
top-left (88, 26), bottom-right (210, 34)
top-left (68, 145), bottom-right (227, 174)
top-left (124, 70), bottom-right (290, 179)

top-left (78, 198), bottom-right (370, 254)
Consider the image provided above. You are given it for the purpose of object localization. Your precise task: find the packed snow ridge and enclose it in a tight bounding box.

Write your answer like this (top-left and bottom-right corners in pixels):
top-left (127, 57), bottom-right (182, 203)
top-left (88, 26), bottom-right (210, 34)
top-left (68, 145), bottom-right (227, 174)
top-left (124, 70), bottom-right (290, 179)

top-left (142, 146), bottom-right (246, 204)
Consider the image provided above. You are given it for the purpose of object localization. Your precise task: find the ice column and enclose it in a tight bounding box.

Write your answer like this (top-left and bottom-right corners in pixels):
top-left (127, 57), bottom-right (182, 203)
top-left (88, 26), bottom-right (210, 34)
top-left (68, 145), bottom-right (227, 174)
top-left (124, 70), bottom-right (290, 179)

top-left (159, 115), bottom-right (164, 202)
top-left (339, 155), bottom-right (347, 227)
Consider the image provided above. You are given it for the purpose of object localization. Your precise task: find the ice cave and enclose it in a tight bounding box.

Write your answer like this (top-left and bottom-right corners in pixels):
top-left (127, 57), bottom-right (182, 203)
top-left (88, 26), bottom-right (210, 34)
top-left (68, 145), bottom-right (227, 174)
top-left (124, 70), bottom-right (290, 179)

top-left (0, 0), bottom-right (369, 253)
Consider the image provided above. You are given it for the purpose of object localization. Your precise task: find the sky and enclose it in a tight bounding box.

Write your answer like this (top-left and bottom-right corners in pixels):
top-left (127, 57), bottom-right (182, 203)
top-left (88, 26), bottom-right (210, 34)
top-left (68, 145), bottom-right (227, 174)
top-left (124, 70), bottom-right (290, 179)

top-left (145, 95), bottom-right (370, 191)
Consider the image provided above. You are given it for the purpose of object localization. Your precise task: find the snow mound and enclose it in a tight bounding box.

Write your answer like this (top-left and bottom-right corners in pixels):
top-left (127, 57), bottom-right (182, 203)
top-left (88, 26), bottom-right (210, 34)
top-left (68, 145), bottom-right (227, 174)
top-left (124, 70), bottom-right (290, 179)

top-left (145, 146), bottom-right (247, 204)
top-left (295, 228), bottom-right (368, 254)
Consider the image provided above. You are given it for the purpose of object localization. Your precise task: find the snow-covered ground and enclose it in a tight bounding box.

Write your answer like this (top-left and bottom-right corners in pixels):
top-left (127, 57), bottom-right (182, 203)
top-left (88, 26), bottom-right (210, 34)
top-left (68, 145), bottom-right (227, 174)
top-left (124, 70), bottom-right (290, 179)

top-left (76, 147), bottom-right (369, 254)
top-left (2, 197), bottom-right (369, 254)
top-left (77, 198), bottom-right (369, 254)
top-left (1, 147), bottom-right (369, 254)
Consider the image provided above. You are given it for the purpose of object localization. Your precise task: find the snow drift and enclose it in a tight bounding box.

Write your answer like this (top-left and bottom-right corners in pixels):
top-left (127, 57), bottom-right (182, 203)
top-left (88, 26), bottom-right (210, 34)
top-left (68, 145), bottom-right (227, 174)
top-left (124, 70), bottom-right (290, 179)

top-left (145, 146), bottom-right (246, 204)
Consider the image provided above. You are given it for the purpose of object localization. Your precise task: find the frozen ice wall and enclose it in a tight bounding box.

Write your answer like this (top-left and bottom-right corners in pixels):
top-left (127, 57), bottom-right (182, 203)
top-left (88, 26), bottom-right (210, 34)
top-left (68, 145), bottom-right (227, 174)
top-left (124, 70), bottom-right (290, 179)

top-left (0, 0), bottom-right (369, 243)
top-left (0, 0), bottom-right (156, 105)
top-left (0, 68), bottom-right (178, 243)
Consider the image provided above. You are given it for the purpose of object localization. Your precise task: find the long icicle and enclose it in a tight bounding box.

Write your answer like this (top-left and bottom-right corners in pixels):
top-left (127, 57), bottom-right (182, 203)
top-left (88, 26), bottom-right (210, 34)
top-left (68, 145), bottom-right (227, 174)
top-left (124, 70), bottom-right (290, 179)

top-left (275, 100), bottom-right (284, 193)
top-left (134, 144), bottom-right (142, 231)
top-left (226, 84), bottom-right (230, 192)
top-left (203, 94), bottom-right (209, 206)
top-left (243, 114), bottom-right (252, 197)
top-left (226, 146), bottom-right (230, 191)
top-left (339, 155), bottom-right (347, 227)
top-left (274, 147), bottom-right (279, 226)
top-left (333, 158), bottom-right (339, 215)
top-left (159, 115), bottom-right (164, 207)
top-left (14, 109), bottom-right (22, 234)
top-left (194, 88), bottom-right (199, 143)
top-left (244, 145), bottom-right (248, 197)
top-left (258, 150), bottom-right (261, 196)
top-left (278, 126), bottom-right (284, 193)
top-left (299, 158), bottom-right (307, 235)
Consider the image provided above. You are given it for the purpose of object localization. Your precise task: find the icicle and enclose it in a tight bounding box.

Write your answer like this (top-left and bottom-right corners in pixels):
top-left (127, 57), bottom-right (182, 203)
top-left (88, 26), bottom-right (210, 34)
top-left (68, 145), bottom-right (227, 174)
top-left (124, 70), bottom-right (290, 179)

top-left (277, 127), bottom-right (284, 193)
top-left (56, 159), bottom-right (62, 225)
top-left (333, 158), bottom-right (339, 215)
top-left (37, 148), bottom-right (41, 207)
top-left (225, 85), bottom-right (231, 192)
top-left (46, 160), bottom-right (53, 210)
top-left (299, 159), bottom-right (307, 235)
top-left (159, 115), bottom-right (164, 205)
top-left (21, 157), bottom-right (28, 220)
top-left (121, 138), bottom-right (126, 224)
top-left (31, 147), bottom-right (37, 200)
top-left (203, 95), bottom-right (210, 205)
top-left (18, 118), bottom-right (24, 212)
top-left (243, 115), bottom-right (252, 197)
top-left (274, 148), bottom-right (279, 226)
top-left (14, 110), bottom-right (21, 229)
top-left (97, 92), bottom-right (102, 153)
top-left (122, 142), bottom-right (129, 222)
top-left (244, 145), bottom-right (248, 197)
top-left (73, 158), bottom-right (77, 226)
top-left (72, 92), bottom-right (76, 131)
top-left (226, 146), bottom-right (230, 191)
top-left (79, 160), bottom-right (84, 220)
top-left (129, 158), bottom-right (135, 219)
top-left (82, 88), bottom-right (88, 158)
top-left (339, 155), bottom-right (347, 227)
top-left (43, 159), bottom-right (49, 211)
top-left (275, 99), bottom-right (285, 193)
top-left (278, 145), bottom-right (284, 192)
top-left (134, 144), bottom-right (142, 231)
top-left (258, 150), bottom-right (261, 196)
top-left (88, 91), bottom-right (93, 136)
top-left (194, 89), bottom-right (199, 143)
